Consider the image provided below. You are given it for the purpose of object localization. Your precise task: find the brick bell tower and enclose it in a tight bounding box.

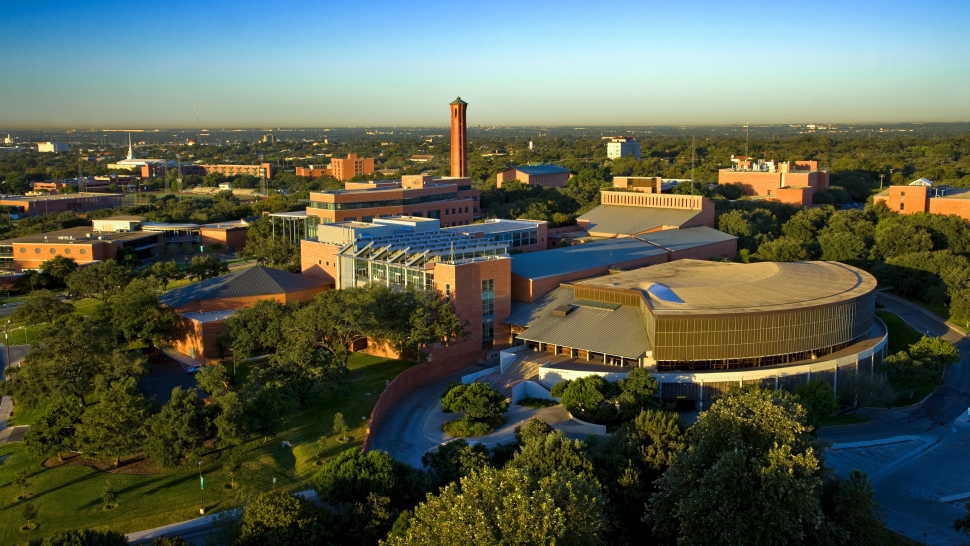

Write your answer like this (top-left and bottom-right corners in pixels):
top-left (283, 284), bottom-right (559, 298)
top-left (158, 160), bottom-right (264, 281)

top-left (450, 97), bottom-right (468, 177)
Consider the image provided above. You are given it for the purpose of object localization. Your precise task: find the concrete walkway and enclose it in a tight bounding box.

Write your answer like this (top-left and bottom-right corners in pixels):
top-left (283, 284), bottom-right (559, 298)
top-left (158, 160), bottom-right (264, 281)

top-left (0, 343), bottom-right (31, 445)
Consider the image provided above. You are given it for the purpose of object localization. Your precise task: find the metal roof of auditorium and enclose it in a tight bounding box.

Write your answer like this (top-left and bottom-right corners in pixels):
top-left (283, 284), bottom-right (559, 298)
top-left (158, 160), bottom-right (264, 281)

top-left (578, 205), bottom-right (701, 235)
top-left (160, 265), bottom-right (328, 309)
top-left (635, 226), bottom-right (737, 251)
top-left (578, 259), bottom-right (877, 314)
top-left (510, 238), bottom-right (666, 280)
top-left (507, 164), bottom-right (570, 175)
top-left (512, 286), bottom-right (650, 359)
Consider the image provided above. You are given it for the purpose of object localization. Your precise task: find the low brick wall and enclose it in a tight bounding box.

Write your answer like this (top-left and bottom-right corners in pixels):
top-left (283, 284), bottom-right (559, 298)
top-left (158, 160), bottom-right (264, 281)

top-left (363, 341), bottom-right (481, 451)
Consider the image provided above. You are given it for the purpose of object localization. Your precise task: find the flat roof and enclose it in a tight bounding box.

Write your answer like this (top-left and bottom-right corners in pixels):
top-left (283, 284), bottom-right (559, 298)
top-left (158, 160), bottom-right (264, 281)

top-left (182, 309), bottom-right (236, 323)
top-left (98, 215), bottom-right (147, 221)
top-left (511, 238), bottom-right (666, 280)
top-left (0, 225), bottom-right (159, 245)
top-left (578, 259), bottom-right (877, 315)
top-left (443, 219), bottom-right (543, 236)
top-left (0, 192), bottom-right (122, 202)
top-left (143, 222), bottom-right (200, 230)
top-left (635, 226), bottom-right (737, 251)
top-left (507, 164), bottom-right (570, 176)
top-left (578, 205), bottom-right (701, 235)
top-left (201, 219), bottom-right (251, 229)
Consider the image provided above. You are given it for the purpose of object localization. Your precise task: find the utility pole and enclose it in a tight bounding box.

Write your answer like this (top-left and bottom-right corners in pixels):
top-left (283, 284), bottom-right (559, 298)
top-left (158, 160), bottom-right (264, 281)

top-left (198, 460), bottom-right (205, 514)
top-left (879, 174), bottom-right (885, 190)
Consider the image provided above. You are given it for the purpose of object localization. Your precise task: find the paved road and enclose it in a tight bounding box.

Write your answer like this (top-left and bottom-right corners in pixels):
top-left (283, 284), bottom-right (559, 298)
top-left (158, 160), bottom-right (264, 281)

top-left (0, 343), bottom-right (31, 444)
top-left (820, 294), bottom-right (970, 444)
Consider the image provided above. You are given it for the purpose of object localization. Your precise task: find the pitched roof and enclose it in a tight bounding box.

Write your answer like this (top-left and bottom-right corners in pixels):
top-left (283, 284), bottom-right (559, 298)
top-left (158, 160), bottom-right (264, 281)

top-left (512, 286), bottom-right (650, 359)
top-left (508, 164), bottom-right (570, 176)
top-left (635, 226), bottom-right (737, 252)
top-left (578, 205), bottom-right (701, 236)
top-left (160, 265), bottom-right (328, 309)
top-left (450, 97), bottom-right (468, 106)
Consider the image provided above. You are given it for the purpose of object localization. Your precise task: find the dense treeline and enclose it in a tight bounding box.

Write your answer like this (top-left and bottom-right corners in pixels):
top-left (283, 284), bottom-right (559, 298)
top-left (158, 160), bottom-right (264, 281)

top-left (50, 385), bottom-right (893, 546)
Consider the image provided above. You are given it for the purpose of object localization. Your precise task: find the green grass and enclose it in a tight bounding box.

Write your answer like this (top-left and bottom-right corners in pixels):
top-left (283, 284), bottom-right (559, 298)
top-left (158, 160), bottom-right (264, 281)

top-left (0, 352), bottom-right (415, 543)
top-left (876, 310), bottom-right (925, 355)
top-left (887, 384), bottom-right (938, 408)
top-left (816, 414), bottom-right (873, 427)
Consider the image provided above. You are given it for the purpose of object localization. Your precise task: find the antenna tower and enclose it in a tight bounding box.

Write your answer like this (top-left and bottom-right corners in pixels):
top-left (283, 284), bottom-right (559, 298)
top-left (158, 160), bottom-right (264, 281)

top-left (78, 153), bottom-right (85, 193)
top-left (744, 122), bottom-right (749, 157)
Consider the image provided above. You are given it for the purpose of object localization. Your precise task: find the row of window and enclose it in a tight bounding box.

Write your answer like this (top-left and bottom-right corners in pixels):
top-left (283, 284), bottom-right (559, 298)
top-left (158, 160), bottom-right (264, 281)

top-left (489, 229), bottom-right (539, 248)
top-left (308, 192), bottom-right (460, 210)
top-left (482, 279), bottom-right (495, 341)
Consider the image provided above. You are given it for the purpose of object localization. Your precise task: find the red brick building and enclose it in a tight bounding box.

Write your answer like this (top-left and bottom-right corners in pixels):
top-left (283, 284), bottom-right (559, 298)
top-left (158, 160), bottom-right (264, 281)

top-left (199, 163), bottom-right (277, 180)
top-left (0, 226), bottom-right (163, 273)
top-left (576, 191), bottom-right (715, 238)
top-left (305, 175), bottom-right (480, 227)
top-left (0, 193), bottom-right (124, 217)
top-left (872, 179), bottom-right (970, 221)
top-left (295, 165), bottom-right (332, 179)
top-left (162, 266), bottom-right (330, 362)
top-left (496, 165), bottom-right (571, 188)
top-left (718, 159), bottom-right (829, 206)
top-left (330, 154), bottom-right (375, 181)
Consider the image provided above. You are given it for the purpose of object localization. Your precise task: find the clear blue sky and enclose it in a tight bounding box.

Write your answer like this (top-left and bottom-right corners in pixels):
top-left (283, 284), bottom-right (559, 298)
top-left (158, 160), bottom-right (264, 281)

top-left (1, 0), bottom-right (968, 128)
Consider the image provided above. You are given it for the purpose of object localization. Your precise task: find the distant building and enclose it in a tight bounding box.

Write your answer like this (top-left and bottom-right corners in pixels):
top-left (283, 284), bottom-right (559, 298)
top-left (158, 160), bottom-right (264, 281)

top-left (451, 97), bottom-right (468, 177)
top-left (409, 154), bottom-right (434, 163)
top-left (263, 134), bottom-right (276, 143)
top-left (305, 174), bottom-right (480, 227)
top-left (3, 135), bottom-right (12, 145)
top-left (0, 147), bottom-right (22, 154)
top-left (329, 153), bottom-right (375, 181)
top-left (296, 165), bottom-right (332, 180)
top-left (0, 193), bottom-right (123, 217)
top-left (872, 179), bottom-right (970, 222)
top-left (496, 164), bottom-right (571, 188)
top-left (0, 225), bottom-right (163, 273)
top-left (443, 218), bottom-right (548, 253)
top-left (200, 163), bottom-right (277, 180)
top-left (717, 157), bottom-right (829, 207)
top-left (607, 137), bottom-right (641, 160)
top-left (37, 142), bottom-right (70, 153)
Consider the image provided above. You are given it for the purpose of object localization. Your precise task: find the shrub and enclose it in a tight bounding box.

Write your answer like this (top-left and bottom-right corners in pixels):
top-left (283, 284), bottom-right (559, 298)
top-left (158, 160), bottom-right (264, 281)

top-left (442, 416), bottom-right (504, 438)
top-left (516, 396), bottom-right (556, 409)
top-left (440, 382), bottom-right (508, 420)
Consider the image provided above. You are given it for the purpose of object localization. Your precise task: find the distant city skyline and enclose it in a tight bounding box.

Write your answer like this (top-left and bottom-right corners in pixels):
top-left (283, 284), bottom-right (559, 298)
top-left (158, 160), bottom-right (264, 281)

top-left (1, 0), bottom-right (968, 129)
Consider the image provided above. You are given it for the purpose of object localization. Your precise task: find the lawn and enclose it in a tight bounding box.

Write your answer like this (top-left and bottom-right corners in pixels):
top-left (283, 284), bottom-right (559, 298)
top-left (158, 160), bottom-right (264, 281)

top-left (0, 352), bottom-right (415, 543)
top-left (876, 310), bottom-right (924, 355)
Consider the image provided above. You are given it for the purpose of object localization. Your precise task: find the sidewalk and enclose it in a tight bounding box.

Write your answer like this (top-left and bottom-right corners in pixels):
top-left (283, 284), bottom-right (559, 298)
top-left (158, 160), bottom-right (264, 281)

top-left (0, 343), bottom-right (31, 445)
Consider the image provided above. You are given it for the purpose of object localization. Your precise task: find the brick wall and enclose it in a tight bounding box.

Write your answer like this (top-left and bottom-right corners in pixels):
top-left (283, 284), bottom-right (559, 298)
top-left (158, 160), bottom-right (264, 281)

top-left (301, 240), bottom-right (341, 284)
top-left (928, 196), bottom-right (970, 220)
top-left (885, 185), bottom-right (930, 214)
top-left (200, 227), bottom-right (249, 253)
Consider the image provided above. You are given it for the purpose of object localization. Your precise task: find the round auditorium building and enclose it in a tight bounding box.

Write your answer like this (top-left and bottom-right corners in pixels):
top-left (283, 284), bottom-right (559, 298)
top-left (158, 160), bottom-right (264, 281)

top-left (504, 259), bottom-right (888, 410)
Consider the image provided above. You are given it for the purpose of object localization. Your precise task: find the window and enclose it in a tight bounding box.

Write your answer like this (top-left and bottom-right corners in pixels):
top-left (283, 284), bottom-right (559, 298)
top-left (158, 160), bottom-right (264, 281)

top-left (64, 248), bottom-right (70, 254)
top-left (444, 209), bottom-right (449, 216)
top-left (445, 284), bottom-right (451, 300)
top-left (318, 260), bottom-right (322, 264)
top-left (900, 191), bottom-right (906, 198)
top-left (50, 249), bottom-right (56, 253)
top-left (19, 248), bottom-right (24, 254)
top-left (900, 203), bottom-right (905, 211)
top-left (34, 248), bottom-right (40, 254)
top-left (79, 249), bottom-right (85, 255)
top-left (473, 207), bottom-right (478, 213)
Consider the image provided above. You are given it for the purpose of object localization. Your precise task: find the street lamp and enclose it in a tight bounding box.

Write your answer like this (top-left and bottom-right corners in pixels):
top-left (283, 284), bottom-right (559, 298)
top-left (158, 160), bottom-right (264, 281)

top-left (198, 459), bottom-right (205, 515)
top-left (4, 320), bottom-right (10, 369)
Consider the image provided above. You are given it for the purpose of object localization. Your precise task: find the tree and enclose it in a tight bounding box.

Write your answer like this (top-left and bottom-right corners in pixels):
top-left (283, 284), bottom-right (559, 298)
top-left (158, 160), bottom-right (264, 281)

top-left (143, 387), bottom-right (216, 468)
top-left (98, 277), bottom-right (181, 348)
top-left (39, 255), bottom-right (78, 287)
top-left (313, 448), bottom-right (420, 508)
top-left (333, 412), bottom-right (349, 441)
top-left (651, 385), bottom-right (840, 545)
top-left (0, 317), bottom-right (144, 408)
top-left (832, 470), bottom-right (885, 546)
top-left (184, 255), bottom-right (228, 281)
top-left (586, 410), bottom-right (687, 544)
top-left (148, 260), bottom-right (185, 290)
top-left (506, 423), bottom-right (594, 479)
top-left (26, 529), bottom-right (129, 546)
top-left (837, 371), bottom-right (896, 410)
top-left (23, 396), bottom-right (84, 461)
top-left (223, 454), bottom-right (241, 490)
top-left (384, 466), bottom-right (604, 546)
top-left (882, 351), bottom-right (944, 400)
top-left (755, 236), bottom-right (811, 262)
top-left (557, 375), bottom-right (618, 424)
top-left (12, 289), bottom-right (75, 326)
top-left (149, 538), bottom-right (191, 546)
top-left (65, 260), bottom-right (134, 301)
top-left (421, 439), bottom-right (491, 491)
top-left (614, 367), bottom-right (660, 421)
top-left (255, 337), bottom-right (346, 409)
top-left (214, 391), bottom-right (248, 446)
top-left (222, 299), bottom-right (294, 360)
top-left (793, 379), bottom-right (840, 427)
top-left (14, 469), bottom-right (31, 500)
top-left (908, 336), bottom-right (960, 364)
top-left (101, 480), bottom-right (117, 507)
top-left (440, 382), bottom-right (507, 420)
top-left (77, 377), bottom-right (151, 466)
top-left (21, 501), bottom-right (37, 530)
top-left (236, 491), bottom-right (331, 546)
top-left (117, 247), bottom-right (142, 268)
